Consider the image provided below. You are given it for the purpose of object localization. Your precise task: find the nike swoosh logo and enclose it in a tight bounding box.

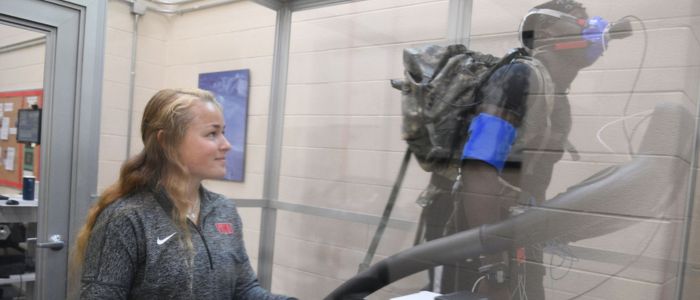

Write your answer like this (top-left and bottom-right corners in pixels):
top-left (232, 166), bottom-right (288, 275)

top-left (156, 232), bottom-right (177, 245)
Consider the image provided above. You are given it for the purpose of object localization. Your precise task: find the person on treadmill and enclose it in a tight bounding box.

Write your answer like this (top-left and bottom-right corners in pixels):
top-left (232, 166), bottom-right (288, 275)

top-left (419, 1), bottom-right (619, 298)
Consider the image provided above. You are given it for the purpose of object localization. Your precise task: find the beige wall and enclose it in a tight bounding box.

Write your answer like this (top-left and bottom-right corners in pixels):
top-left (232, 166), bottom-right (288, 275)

top-left (0, 25), bottom-right (44, 92)
top-left (163, 0), bottom-right (277, 269)
top-left (98, 0), bottom-right (170, 192)
top-left (98, 0), bottom-right (277, 268)
top-left (469, 1), bottom-right (700, 300)
top-left (275, 1), bottom-right (447, 298)
top-left (0, 0), bottom-right (691, 298)
top-left (164, 1), bottom-right (276, 201)
top-left (94, 0), bottom-right (700, 299)
top-left (100, 0), bottom-right (275, 197)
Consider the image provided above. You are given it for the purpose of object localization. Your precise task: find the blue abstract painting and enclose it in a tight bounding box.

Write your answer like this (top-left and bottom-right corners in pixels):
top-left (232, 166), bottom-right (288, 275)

top-left (198, 69), bottom-right (249, 182)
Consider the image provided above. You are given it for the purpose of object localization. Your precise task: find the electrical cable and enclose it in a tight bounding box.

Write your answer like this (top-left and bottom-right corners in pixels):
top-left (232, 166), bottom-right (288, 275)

top-left (628, 113), bottom-right (653, 143)
top-left (596, 109), bottom-right (653, 156)
top-left (545, 239), bottom-right (579, 281)
top-left (421, 14), bottom-right (649, 300)
top-left (510, 262), bottom-right (529, 300)
top-left (566, 16), bottom-right (664, 296)
top-left (620, 15), bottom-right (648, 156)
top-left (565, 216), bottom-right (666, 300)
top-left (594, 15), bottom-right (648, 156)
top-left (530, 17), bottom-right (657, 298)
top-left (472, 275), bottom-right (486, 293)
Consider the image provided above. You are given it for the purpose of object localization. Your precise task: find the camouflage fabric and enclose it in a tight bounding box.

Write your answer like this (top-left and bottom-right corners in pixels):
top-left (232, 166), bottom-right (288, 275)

top-left (396, 46), bottom-right (557, 296)
top-left (391, 44), bottom-right (502, 174)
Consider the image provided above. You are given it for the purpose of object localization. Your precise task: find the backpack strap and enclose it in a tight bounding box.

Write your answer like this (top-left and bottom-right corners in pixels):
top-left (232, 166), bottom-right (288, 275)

top-left (477, 48), bottom-right (530, 88)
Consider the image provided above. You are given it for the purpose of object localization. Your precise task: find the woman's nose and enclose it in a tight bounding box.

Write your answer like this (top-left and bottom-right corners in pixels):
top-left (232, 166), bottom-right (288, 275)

top-left (221, 136), bottom-right (232, 151)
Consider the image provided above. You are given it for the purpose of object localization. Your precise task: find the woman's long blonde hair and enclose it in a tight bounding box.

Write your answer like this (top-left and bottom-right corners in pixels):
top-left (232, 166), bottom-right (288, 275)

top-left (72, 88), bottom-right (219, 272)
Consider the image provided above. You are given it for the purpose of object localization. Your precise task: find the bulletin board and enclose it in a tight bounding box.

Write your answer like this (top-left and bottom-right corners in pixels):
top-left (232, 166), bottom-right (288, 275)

top-left (0, 90), bottom-right (42, 189)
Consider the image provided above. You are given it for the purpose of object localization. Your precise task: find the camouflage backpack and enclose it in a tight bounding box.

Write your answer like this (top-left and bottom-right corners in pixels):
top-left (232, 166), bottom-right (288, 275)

top-left (391, 44), bottom-right (527, 172)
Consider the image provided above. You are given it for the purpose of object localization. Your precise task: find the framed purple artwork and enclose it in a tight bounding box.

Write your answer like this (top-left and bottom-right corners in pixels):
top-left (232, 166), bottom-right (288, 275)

top-left (198, 69), bottom-right (250, 182)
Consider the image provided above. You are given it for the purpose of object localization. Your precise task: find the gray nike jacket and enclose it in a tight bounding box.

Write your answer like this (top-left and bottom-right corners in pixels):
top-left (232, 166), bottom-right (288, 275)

top-left (80, 187), bottom-right (293, 300)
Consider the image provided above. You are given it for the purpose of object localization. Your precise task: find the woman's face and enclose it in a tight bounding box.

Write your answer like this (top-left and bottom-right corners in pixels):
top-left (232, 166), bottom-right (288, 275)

top-left (177, 100), bottom-right (232, 182)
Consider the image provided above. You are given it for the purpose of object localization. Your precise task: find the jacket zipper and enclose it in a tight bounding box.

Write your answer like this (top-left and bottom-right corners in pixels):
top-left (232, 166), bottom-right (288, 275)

top-left (189, 219), bottom-right (214, 270)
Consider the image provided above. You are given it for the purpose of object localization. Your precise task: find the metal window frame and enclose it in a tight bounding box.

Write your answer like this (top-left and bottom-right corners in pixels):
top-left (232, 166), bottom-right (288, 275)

top-left (0, 0), bottom-right (106, 298)
top-left (257, 1), bottom-right (697, 299)
top-left (107, 0), bottom-right (697, 297)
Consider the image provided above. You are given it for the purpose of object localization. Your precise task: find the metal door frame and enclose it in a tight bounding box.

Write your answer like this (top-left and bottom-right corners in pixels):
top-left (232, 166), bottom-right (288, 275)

top-left (0, 0), bottom-right (105, 298)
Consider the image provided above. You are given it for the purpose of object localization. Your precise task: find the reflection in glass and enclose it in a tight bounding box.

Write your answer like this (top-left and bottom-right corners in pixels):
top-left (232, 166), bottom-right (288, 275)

top-left (278, 1), bottom-right (698, 300)
top-left (0, 22), bottom-right (45, 300)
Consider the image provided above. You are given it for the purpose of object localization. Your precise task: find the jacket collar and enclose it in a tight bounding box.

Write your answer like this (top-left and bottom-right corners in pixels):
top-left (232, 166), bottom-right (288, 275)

top-left (153, 185), bottom-right (218, 220)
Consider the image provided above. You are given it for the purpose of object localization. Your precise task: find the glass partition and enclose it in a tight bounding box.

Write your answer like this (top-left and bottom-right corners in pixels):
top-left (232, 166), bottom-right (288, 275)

top-left (271, 1), bottom-right (700, 299)
top-left (0, 22), bottom-right (45, 299)
top-left (273, 0), bottom-right (449, 298)
top-left (464, 1), bottom-right (698, 299)
top-left (91, 0), bottom-right (700, 299)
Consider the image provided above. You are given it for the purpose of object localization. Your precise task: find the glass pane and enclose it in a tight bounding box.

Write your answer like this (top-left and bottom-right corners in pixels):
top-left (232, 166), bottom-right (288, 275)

top-left (274, 1), bottom-right (700, 300)
top-left (0, 22), bottom-right (45, 300)
top-left (274, 0), bottom-right (449, 298)
top-left (466, 1), bottom-right (697, 299)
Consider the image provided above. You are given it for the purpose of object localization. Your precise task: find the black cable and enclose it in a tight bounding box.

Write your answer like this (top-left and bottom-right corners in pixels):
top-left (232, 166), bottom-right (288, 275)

top-left (518, 14), bottom-right (655, 299)
top-left (619, 15), bottom-right (649, 156)
top-left (566, 216), bottom-right (665, 300)
top-left (564, 17), bottom-right (657, 298)
top-left (546, 239), bottom-right (578, 281)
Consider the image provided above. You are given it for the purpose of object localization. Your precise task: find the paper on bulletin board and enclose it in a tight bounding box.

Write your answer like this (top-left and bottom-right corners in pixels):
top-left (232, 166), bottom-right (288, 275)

top-left (3, 103), bottom-right (12, 112)
top-left (4, 147), bottom-right (15, 171)
top-left (26, 96), bottom-right (38, 106)
top-left (0, 117), bottom-right (9, 140)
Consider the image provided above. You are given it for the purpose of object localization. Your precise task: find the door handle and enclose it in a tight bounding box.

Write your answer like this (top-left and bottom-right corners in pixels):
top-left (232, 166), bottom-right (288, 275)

top-left (27, 234), bottom-right (64, 251)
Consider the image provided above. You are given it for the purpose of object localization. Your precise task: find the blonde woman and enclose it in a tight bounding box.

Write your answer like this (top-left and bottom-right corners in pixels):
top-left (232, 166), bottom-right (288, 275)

top-left (74, 89), bottom-right (294, 299)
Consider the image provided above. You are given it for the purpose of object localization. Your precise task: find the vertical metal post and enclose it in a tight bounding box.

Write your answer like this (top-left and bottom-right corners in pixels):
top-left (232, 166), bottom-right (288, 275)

top-left (674, 71), bottom-right (700, 300)
top-left (447, 0), bottom-right (473, 47)
top-left (126, 12), bottom-right (140, 159)
top-left (257, 3), bottom-right (292, 290)
top-left (69, 0), bottom-right (107, 297)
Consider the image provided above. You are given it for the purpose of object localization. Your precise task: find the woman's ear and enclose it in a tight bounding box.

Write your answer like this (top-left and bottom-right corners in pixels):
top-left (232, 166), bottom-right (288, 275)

top-left (156, 130), bottom-right (165, 147)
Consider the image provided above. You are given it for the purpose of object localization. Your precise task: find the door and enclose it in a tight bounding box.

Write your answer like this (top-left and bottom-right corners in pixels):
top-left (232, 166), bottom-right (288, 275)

top-left (0, 0), bottom-right (105, 299)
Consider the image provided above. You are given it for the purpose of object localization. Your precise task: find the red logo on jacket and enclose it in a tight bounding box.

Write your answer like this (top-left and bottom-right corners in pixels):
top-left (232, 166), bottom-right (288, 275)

top-left (215, 223), bottom-right (234, 235)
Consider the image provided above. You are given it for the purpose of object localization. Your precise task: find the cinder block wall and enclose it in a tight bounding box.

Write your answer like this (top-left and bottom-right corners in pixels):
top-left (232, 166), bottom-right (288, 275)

top-left (95, 0), bottom-right (700, 299)
top-left (468, 1), bottom-right (700, 300)
top-left (273, 0), bottom-right (447, 298)
top-left (98, 0), bottom-right (277, 270)
top-left (163, 1), bottom-right (276, 201)
top-left (162, 0), bottom-right (277, 268)
top-left (0, 27), bottom-right (44, 92)
top-left (98, 0), bottom-right (170, 192)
